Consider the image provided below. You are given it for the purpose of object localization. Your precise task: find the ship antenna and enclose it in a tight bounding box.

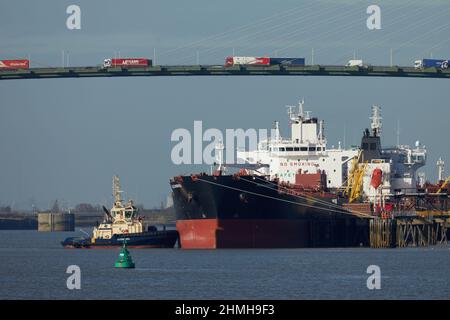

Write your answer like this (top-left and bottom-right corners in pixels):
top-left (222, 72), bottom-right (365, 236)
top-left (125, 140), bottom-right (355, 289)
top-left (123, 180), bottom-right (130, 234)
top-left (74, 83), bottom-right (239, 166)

top-left (370, 105), bottom-right (382, 137)
top-left (286, 105), bottom-right (296, 122)
top-left (343, 124), bottom-right (346, 149)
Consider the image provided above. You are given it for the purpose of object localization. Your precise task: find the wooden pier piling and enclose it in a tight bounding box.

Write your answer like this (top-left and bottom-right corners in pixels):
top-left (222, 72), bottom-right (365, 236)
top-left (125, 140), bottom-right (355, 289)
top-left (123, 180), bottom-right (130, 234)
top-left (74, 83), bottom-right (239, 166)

top-left (370, 216), bottom-right (449, 248)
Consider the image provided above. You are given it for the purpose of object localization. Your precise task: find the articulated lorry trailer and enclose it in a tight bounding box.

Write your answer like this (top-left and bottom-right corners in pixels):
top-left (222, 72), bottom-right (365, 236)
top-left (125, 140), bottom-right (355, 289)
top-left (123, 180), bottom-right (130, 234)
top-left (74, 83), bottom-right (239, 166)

top-left (414, 58), bottom-right (449, 69)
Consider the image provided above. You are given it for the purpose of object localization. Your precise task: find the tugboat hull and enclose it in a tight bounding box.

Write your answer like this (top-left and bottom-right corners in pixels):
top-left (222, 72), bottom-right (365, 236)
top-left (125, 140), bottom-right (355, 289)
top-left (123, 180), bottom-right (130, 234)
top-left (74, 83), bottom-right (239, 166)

top-left (62, 230), bottom-right (179, 249)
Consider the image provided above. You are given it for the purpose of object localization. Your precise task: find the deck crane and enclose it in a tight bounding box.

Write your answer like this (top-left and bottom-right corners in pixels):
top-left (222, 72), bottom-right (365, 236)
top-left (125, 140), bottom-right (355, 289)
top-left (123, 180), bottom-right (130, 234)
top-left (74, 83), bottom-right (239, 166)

top-left (344, 150), bottom-right (368, 203)
top-left (436, 175), bottom-right (450, 194)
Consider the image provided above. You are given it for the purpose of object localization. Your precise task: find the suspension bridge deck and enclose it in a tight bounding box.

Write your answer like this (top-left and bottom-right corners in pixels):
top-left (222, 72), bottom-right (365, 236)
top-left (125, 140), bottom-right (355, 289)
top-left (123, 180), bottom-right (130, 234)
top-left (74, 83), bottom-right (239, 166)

top-left (1, 64), bottom-right (450, 80)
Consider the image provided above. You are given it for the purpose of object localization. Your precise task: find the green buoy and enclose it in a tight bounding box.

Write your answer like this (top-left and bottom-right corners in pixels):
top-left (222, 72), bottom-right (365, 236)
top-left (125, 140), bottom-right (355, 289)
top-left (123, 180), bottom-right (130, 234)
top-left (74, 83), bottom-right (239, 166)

top-left (115, 239), bottom-right (135, 268)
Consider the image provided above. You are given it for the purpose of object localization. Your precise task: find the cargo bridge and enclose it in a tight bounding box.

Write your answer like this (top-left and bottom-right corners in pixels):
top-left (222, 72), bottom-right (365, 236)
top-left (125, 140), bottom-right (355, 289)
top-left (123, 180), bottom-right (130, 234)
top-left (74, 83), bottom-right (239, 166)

top-left (1, 64), bottom-right (450, 80)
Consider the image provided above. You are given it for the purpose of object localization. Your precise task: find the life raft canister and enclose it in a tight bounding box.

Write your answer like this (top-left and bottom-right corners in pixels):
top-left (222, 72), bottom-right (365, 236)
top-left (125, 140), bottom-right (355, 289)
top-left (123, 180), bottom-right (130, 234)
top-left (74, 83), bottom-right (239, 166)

top-left (371, 168), bottom-right (383, 189)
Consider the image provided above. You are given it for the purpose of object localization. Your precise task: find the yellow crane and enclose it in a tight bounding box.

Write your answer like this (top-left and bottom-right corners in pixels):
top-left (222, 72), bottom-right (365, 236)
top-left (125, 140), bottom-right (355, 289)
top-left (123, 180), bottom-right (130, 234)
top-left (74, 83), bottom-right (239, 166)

top-left (437, 175), bottom-right (450, 194)
top-left (344, 151), bottom-right (360, 198)
top-left (416, 175), bottom-right (450, 217)
top-left (344, 150), bottom-right (368, 203)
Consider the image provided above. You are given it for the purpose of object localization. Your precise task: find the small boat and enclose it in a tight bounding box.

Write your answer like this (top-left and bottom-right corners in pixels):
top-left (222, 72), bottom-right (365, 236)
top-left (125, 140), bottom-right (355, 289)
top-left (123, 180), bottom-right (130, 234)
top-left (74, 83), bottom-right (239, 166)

top-left (62, 176), bottom-right (178, 249)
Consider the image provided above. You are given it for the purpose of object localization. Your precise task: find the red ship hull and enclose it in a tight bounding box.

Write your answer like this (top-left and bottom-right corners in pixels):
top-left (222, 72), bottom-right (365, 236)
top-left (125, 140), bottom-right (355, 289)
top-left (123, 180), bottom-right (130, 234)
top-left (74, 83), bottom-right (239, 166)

top-left (178, 218), bottom-right (320, 249)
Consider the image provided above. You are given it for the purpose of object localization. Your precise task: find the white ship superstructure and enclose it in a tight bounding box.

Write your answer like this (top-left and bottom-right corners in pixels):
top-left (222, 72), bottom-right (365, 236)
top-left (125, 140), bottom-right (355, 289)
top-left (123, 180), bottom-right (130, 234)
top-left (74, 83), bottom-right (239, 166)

top-left (235, 101), bottom-right (427, 204)
top-left (358, 106), bottom-right (426, 202)
top-left (236, 100), bottom-right (358, 189)
top-left (92, 175), bottom-right (143, 241)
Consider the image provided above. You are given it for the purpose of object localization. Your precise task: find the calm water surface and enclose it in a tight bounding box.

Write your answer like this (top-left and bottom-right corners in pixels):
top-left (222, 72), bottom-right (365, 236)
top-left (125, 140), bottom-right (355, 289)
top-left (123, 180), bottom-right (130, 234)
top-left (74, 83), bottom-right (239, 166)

top-left (0, 230), bottom-right (449, 299)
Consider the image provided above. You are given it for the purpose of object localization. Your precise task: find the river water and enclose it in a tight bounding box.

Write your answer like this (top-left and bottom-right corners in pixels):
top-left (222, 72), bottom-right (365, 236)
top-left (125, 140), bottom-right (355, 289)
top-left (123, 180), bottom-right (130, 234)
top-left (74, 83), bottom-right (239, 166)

top-left (0, 230), bottom-right (449, 299)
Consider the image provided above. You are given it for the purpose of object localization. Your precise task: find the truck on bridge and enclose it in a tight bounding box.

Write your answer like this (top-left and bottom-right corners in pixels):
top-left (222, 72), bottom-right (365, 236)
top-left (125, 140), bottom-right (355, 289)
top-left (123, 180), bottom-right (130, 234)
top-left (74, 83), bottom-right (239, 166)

top-left (0, 59), bottom-right (30, 70)
top-left (225, 56), bottom-right (305, 67)
top-left (346, 59), bottom-right (364, 67)
top-left (103, 58), bottom-right (152, 68)
top-left (414, 58), bottom-right (449, 70)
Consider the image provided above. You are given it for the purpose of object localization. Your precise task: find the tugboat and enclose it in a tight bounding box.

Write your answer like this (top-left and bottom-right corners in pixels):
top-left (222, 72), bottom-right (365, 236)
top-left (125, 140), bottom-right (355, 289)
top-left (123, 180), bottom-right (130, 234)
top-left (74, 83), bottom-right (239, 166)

top-left (62, 176), bottom-right (178, 248)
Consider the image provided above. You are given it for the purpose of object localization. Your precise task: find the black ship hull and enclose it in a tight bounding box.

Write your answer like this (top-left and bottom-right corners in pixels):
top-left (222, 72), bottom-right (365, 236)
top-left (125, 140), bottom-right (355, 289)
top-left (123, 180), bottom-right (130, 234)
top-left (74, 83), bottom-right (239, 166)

top-left (170, 175), bottom-right (370, 249)
top-left (61, 230), bottom-right (179, 248)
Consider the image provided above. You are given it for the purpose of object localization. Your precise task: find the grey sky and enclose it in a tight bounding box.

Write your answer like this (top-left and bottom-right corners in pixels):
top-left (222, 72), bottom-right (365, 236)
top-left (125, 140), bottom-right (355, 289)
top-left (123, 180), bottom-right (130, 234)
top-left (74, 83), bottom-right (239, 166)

top-left (0, 1), bottom-right (449, 210)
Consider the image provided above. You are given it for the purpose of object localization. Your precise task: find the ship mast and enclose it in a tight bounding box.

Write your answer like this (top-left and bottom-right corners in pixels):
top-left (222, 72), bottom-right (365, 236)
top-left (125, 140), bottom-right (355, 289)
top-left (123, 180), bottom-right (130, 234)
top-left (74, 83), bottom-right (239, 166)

top-left (273, 121), bottom-right (281, 142)
top-left (287, 105), bottom-right (296, 122)
top-left (287, 99), bottom-right (305, 122)
top-left (215, 140), bottom-right (224, 171)
top-left (370, 105), bottom-right (382, 137)
top-left (437, 157), bottom-right (445, 181)
top-left (113, 175), bottom-right (124, 207)
top-left (298, 98), bottom-right (305, 119)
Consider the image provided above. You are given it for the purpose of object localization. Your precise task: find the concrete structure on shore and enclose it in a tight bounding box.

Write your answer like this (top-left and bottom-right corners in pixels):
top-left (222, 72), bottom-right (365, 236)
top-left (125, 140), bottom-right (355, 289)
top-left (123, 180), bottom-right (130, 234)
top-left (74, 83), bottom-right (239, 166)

top-left (38, 213), bottom-right (75, 232)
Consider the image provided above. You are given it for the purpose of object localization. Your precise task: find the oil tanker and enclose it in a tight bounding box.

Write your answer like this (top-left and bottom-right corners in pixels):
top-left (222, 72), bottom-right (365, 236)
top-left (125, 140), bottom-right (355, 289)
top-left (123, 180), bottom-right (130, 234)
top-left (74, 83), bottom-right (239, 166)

top-left (170, 101), bottom-right (441, 249)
